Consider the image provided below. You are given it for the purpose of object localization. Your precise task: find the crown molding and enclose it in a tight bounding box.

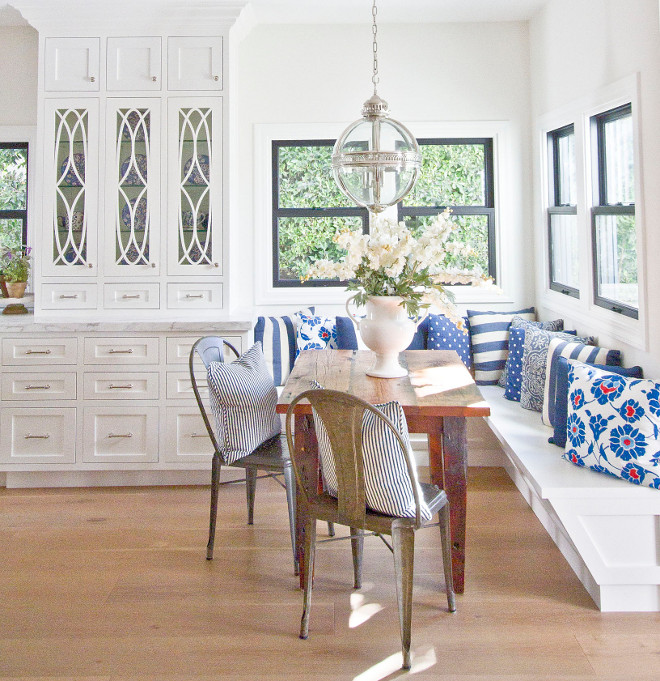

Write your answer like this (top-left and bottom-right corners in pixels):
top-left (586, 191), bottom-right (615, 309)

top-left (10, 0), bottom-right (248, 34)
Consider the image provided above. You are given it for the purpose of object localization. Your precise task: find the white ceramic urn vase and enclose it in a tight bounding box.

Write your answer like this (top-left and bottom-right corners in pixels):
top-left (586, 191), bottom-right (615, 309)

top-left (346, 295), bottom-right (425, 378)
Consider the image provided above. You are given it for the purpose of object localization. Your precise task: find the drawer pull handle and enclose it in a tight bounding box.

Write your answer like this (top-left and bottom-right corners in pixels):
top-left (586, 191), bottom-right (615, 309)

top-left (24, 433), bottom-right (50, 440)
top-left (24, 384), bottom-right (51, 390)
top-left (59, 294), bottom-right (79, 299)
top-left (26, 349), bottom-right (51, 355)
top-left (109, 348), bottom-right (134, 354)
top-left (109, 384), bottom-right (134, 389)
top-left (108, 432), bottom-right (133, 438)
top-left (190, 432), bottom-right (207, 438)
top-left (185, 294), bottom-right (204, 299)
top-left (122, 294), bottom-right (141, 299)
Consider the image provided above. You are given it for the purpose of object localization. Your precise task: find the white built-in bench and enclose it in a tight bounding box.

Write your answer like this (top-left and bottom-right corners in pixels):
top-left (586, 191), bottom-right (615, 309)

top-left (480, 385), bottom-right (660, 612)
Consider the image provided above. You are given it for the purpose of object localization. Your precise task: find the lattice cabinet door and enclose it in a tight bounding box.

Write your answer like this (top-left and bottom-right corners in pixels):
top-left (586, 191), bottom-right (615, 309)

top-left (42, 99), bottom-right (99, 277)
top-left (167, 97), bottom-right (222, 277)
top-left (104, 99), bottom-right (161, 276)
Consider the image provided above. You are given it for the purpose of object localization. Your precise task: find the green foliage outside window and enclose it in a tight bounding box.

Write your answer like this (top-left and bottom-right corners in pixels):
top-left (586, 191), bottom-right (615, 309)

top-left (0, 147), bottom-right (27, 251)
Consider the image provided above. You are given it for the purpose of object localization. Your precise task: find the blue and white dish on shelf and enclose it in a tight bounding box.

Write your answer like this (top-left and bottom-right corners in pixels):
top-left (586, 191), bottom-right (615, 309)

top-left (121, 197), bottom-right (148, 231)
top-left (182, 154), bottom-right (210, 185)
top-left (121, 110), bottom-right (149, 142)
top-left (120, 154), bottom-right (148, 185)
top-left (60, 153), bottom-right (85, 186)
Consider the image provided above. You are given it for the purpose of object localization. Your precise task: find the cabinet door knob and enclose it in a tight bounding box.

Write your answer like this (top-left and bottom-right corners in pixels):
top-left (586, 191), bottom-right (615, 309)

top-left (213, 75), bottom-right (219, 81)
top-left (90, 76), bottom-right (96, 83)
top-left (152, 76), bottom-right (157, 82)
top-left (87, 262), bottom-right (93, 268)
top-left (151, 262), bottom-right (157, 268)
top-left (213, 262), bottom-right (219, 268)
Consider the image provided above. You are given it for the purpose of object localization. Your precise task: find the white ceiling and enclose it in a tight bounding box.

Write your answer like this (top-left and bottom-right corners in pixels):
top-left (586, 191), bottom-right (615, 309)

top-left (0, 0), bottom-right (548, 28)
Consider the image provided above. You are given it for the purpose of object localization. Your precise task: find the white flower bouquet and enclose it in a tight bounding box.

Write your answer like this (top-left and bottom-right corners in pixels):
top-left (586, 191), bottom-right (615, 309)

top-left (304, 210), bottom-right (494, 326)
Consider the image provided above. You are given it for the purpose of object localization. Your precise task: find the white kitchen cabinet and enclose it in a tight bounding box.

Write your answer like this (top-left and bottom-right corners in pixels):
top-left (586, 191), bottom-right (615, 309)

top-left (167, 36), bottom-right (223, 91)
top-left (106, 37), bottom-right (162, 91)
top-left (44, 37), bottom-right (100, 92)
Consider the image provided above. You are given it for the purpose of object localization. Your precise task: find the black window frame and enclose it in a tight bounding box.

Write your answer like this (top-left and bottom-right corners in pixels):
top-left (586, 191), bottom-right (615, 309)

top-left (547, 124), bottom-right (579, 298)
top-left (396, 137), bottom-right (496, 281)
top-left (272, 139), bottom-right (368, 288)
top-left (590, 103), bottom-right (638, 319)
top-left (0, 142), bottom-right (29, 249)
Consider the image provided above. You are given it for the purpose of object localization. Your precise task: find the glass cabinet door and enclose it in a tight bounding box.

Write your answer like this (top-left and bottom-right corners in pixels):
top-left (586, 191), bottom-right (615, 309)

top-left (168, 99), bottom-right (221, 275)
top-left (106, 100), bottom-right (160, 275)
top-left (44, 100), bottom-right (98, 276)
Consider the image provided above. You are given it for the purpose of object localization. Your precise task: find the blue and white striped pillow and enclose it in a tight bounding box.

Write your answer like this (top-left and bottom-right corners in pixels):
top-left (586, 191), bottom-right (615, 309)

top-left (542, 338), bottom-right (622, 426)
top-left (467, 308), bottom-right (535, 385)
top-left (207, 343), bottom-right (281, 465)
top-left (253, 307), bottom-right (314, 386)
top-left (312, 393), bottom-right (431, 521)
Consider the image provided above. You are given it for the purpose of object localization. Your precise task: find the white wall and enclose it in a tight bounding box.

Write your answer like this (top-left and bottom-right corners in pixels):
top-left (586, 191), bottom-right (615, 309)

top-left (0, 26), bottom-right (37, 125)
top-left (233, 21), bottom-right (534, 316)
top-left (529, 0), bottom-right (660, 377)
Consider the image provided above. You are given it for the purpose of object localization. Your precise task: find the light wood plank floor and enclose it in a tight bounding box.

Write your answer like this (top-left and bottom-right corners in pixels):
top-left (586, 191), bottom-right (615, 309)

top-left (1, 467), bottom-right (658, 681)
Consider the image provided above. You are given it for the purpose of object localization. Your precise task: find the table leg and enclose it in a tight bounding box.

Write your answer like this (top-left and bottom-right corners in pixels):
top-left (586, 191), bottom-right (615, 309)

top-left (436, 416), bottom-right (468, 594)
top-left (293, 413), bottom-right (318, 588)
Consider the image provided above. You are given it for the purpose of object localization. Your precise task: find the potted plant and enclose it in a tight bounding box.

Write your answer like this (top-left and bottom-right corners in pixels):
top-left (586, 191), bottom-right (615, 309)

top-left (1, 246), bottom-right (31, 299)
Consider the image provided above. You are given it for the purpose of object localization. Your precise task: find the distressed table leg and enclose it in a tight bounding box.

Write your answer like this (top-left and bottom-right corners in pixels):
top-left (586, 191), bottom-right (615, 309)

top-left (440, 416), bottom-right (468, 594)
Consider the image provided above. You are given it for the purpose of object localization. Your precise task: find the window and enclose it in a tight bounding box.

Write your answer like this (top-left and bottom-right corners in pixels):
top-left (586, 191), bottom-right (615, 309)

top-left (397, 138), bottom-right (495, 279)
top-left (590, 104), bottom-right (637, 318)
top-left (547, 125), bottom-right (579, 297)
top-left (0, 142), bottom-right (28, 251)
top-left (272, 140), bottom-right (368, 287)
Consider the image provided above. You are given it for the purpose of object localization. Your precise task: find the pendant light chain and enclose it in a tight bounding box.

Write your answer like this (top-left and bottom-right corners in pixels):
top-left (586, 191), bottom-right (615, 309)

top-left (371, 0), bottom-right (379, 94)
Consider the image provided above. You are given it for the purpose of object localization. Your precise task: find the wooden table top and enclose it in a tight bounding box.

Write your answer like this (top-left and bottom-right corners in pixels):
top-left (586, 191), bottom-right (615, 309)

top-left (277, 349), bottom-right (490, 418)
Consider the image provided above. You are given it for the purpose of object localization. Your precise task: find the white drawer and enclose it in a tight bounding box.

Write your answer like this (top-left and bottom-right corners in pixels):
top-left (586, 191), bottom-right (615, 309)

top-left (2, 337), bottom-right (78, 366)
top-left (83, 337), bottom-right (159, 365)
top-left (82, 407), bottom-right (158, 463)
top-left (166, 283), bottom-right (223, 310)
top-left (166, 371), bottom-right (207, 400)
top-left (166, 335), bottom-right (242, 365)
top-left (83, 372), bottom-right (160, 400)
top-left (1, 372), bottom-right (77, 401)
top-left (0, 408), bottom-right (76, 464)
top-left (41, 283), bottom-right (98, 310)
top-left (162, 407), bottom-right (214, 463)
top-left (103, 283), bottom-right (160, 309)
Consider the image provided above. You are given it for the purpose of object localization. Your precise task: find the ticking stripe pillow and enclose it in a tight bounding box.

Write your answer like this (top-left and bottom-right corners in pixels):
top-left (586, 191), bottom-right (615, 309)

top-left (207, 343), bottom-right (281, 465)
top-left (312, 390), bottom-right (431, 521)
top-left (253, 307), bottom-right (314, 386)
top-left (542, 338), bottom-right (622, 426)
top-left (467, 307), bottom-right (535, 385)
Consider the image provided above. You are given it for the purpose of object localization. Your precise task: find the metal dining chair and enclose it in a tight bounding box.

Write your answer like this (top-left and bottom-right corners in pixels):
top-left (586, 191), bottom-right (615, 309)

top-left (189, 336), bottom-right (298, 571)
top-left (285, 388), bottom-right (456, 670)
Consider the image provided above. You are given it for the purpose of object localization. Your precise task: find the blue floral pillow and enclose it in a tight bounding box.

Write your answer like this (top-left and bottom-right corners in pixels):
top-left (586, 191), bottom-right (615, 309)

top-left (295, 312), bottom-right (338, 354)
top-left (562, 363), bottom-right (660, 490)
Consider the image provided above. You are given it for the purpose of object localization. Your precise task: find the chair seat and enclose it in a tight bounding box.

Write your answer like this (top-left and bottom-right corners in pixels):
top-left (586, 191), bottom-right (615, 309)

top-left (230, 433), bottom-right (291, 470)
top-left (301, 481), bottom-right (447, 535)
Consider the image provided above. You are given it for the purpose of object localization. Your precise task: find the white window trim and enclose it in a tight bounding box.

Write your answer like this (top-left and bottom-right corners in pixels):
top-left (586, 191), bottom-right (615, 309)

top-left (536, 73), bottom-right (648, 351)
top-left (254, 120), bottom-right (516, 308)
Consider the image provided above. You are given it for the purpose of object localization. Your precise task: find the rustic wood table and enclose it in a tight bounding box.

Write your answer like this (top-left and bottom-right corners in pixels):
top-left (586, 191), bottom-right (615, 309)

top-left (276, 348), bottom-right (490, 593)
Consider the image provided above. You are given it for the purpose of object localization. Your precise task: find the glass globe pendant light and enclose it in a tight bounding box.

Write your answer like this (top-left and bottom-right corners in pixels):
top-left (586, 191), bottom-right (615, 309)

top-left (332, 0), bottom-right (422, 214)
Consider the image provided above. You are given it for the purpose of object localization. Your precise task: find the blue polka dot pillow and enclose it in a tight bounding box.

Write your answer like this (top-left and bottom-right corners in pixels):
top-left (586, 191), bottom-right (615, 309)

top-left (503, 327), bottom-right (526, 401)
top-left (295, 311), bottom-right (338, 355)
top-left (562, 362), bottom-right (660, 490)
top-left (426, 314), bottom-right (471, 369)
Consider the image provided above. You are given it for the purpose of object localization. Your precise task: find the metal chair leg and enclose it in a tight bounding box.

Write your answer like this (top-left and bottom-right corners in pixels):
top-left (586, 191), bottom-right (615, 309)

top-left (439, 503), bottom-right (456, 612)
top-left (299, 514), bottom-right (317, 640)
top-left (283, 462), bottom-right (299, 575)
top-left (206, 453), bottom-right (222, 560)
top-left (327, 522), bottom-right (335, 536)
top-left (350, 527), bottom-right (364, 589)
top-left (392, 520), bottom-right (415, 670)
top-left (245, 466), bottom-right (257, 525)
